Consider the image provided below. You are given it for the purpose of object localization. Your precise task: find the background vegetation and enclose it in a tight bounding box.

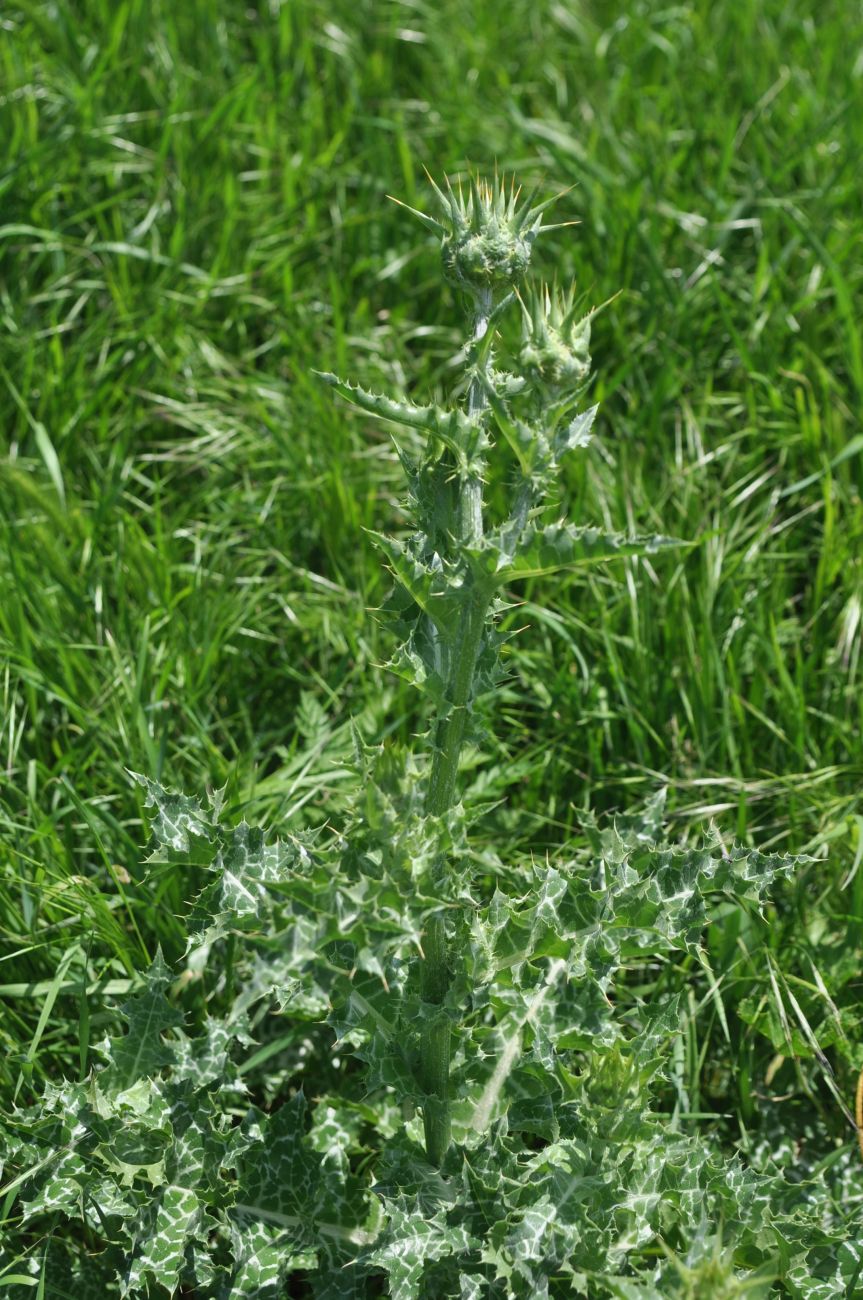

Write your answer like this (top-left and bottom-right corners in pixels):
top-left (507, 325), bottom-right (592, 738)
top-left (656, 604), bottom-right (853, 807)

top-left (1, 0), bottom-right (862, 1263)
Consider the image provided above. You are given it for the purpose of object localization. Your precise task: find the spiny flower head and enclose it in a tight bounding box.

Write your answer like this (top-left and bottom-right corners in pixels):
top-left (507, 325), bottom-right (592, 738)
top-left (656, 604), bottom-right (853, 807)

top-left (391, 171), bottom-right (572, 299)
top-left (518, 282), bottom-right (592, 394)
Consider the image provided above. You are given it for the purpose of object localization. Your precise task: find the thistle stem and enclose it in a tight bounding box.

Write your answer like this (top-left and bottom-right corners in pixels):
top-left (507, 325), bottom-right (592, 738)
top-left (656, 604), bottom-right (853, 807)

top-left (419, 912), bottom-right (452, 1165)
top-left (419, 287), bottom-right (496, 1165)
top-left (426, 592), bottom-right (490, 817)
top-left (460, 287), bottom-right (492, 545)
top-left (419, 589), bottom-right (491, 1164)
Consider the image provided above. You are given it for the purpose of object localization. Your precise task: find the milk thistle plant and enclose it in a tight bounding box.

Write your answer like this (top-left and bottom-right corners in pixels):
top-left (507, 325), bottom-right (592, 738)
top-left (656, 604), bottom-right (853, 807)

top-left (318, 175), bottom-right (671, 1166)
top-left (1, 176), bottom-right (859, 1299)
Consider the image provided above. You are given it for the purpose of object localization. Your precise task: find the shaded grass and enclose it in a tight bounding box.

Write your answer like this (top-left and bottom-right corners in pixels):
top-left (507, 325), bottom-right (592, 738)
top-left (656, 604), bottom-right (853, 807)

top-left (0, 0), bottom-right (861, 1167)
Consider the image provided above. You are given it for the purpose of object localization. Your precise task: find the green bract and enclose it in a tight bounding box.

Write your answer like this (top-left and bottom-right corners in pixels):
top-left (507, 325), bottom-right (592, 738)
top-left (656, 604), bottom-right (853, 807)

top-left (394, 173), bottom-right (569, 298)
top-left (1, 175), bottom-right (857, 1300)
top-left (519, 284), bottom-right (592, 394)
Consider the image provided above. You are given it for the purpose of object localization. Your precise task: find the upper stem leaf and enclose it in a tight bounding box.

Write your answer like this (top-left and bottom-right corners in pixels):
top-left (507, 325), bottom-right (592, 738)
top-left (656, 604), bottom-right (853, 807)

top-left (499, 521), bottom-right (683, 580)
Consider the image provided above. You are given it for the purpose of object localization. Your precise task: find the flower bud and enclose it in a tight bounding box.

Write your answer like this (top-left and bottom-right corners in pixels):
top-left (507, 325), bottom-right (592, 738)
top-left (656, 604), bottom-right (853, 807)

top-left (519, 285), bottom-right (591, 394)
top-left (440, 178), bottom-right (537, 293)
top-left (391, 174), bottom-right (571, 301)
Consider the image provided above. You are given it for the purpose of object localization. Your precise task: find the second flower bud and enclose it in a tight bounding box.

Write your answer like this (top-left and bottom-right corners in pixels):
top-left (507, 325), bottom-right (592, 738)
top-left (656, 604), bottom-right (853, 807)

top-left (519, 284), bottom-right (592, 396)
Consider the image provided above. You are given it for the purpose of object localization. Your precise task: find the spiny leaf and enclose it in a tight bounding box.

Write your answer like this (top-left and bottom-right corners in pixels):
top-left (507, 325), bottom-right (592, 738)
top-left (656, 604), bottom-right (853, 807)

top-left (315, 372), bottom-right (480, 463)
top-left (502, 521), bottom-right (682, 579)
top-left (315, 371), bottom-right (444, 435)
top-left (225, 1218), bottom-right (317, 1298)
top-left (364, 1201), bottom-right (475, 1300)
top-left (367, 532), bottom-right (463, 637)
top-left (103, 951), bottom-right (183, 1091)
top-left (480, 374), bottom-right (546, 476)
top-left (130, 772), bottom-right (217, 862)
top-left (124, 1185), bottom-right (203, 1295)
top-left (233, 1092), bottom-right (374, 1278)
top-left (554, 403), bottom-right (598, 457)
top-left (233, 1093), bottom-right (323, 1232)
top-left (189, 821), bottom-right (314, 949)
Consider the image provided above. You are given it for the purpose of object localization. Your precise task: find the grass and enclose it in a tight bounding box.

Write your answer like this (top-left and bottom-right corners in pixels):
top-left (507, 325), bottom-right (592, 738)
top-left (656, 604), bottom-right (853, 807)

top-left (1, 0), bottom-right (862, 1209)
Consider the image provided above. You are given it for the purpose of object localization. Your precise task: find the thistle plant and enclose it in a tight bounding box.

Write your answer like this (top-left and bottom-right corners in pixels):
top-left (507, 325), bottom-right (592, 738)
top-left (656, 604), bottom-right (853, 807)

top-left (1, 175), bottom-right (860, 1300)
top-left (318, 174), bottom-right (673, 1165)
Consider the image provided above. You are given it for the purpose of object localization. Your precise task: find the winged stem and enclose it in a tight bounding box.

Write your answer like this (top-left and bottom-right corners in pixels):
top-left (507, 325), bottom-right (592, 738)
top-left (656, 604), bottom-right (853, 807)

top-left (459, 286), bottom-right (492, 543)
top-left (419, 287), bottom-right (495, 1165)
top-left (419, 586), bottom-right (493, 1163)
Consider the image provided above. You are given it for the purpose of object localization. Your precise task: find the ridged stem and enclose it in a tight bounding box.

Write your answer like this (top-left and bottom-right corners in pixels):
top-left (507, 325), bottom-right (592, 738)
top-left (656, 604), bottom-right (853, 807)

top-left (419, 287), bottom-right (495, 1166)
top-left (426, 592), bottom-right (490, 817)
top-left (459, 287), bottom-right (492, 544)
top-left (419, 590), bottom-right (491, 1165)
top-left (419, 913), bottom-right (452, 1165)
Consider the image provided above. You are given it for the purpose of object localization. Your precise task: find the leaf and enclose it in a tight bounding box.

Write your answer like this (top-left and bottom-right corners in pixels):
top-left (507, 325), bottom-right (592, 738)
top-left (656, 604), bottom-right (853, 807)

top-left (103, 951), bottom-right (183, 1091)
top-left (608, 841), bottom-right (799, 955)
top-left (233, 1092), bottom-right (372, 1269)
top-left (124, 1185), bottom-right (203, 1295)
top-left (503, 522), bottom-right (681, 580)
top-left (328, 970), bottom-right (419, 1098)
top-left (385, 620), bottom-right (450, 708)
top-left (480, 377), bottom-right (545, 476)
top-left (365, 1201), bottom-right (474, 1300)
top-left (315, 372), bottom-right (443, 434)
top-left (33, 421), bottom-right (66, 507)
top-left (166, 1085), bottom-right (236, 1191)
top-left (554, 403), bottom-right (598, 457)
top-left (225, 1218), bottom-right (315, 1298)
top-left (367, 532), bottom-right (462, 637)
top-left (19, 1150), bottom-right (95, 1222)
top-left (130, 772), bottom-right (217, 862)
top-left (315, 372), bottom-right (480, 462)
top-left (233, 1093), bottom-right (322, 1233)
top-left (189, 821), bottom-right (313, 948)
